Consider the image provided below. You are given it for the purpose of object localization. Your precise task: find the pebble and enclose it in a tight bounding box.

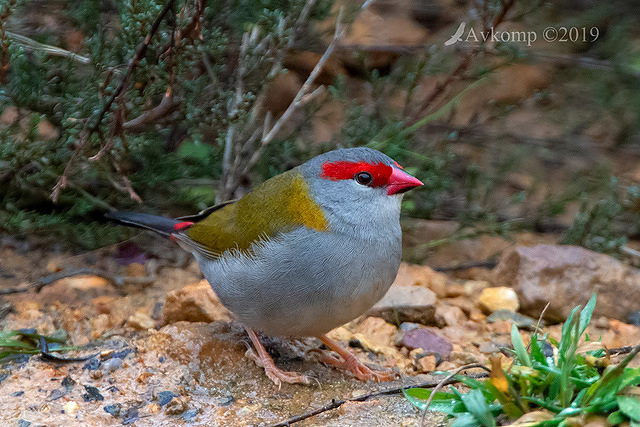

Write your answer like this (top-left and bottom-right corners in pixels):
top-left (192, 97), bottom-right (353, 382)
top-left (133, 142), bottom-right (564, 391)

top-left (61, 376), bottom-right (76, 390)
top-left (63, 401), bottom-right (80, 416)
top-left (101, 358), bottom-right (123, 373)
top-left (478, 342), bottom-right (501, 353)
top-left (104, 403), bottom-right (122, 417)
top-left (82, 385), bottom-right (104, 402)
top-left (157, 390), bottom-right (178, 406)
top-left (182, 408), bottom-right (198, 421)
top-left (164, 397), bottom-right (189, 415)
top-left (416, 354), bottom-right (437, 372)
top-left (399, 328), bottom-right (453, 358)
top-left (478, 287), bottom-right (520, 313)
top-left (369, 285), bottom-right (437, 325)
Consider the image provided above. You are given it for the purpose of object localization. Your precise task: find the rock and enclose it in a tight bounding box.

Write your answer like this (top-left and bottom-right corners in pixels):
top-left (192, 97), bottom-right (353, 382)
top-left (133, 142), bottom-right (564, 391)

top-left (157, 391), bottom-right (178, 406)
top-left (368, 285), bottom-right (437, 325)
top-left (353, 317), bottom-right (398, 350)
top-left (478, 287), bottom-right (520, 313)
top-left (127, 311), bottom-right (156, 330)
top-left (416, 354), bottom-right (437, 372)
top-left (101, 358), bottom-right (123, 373)
top-left (391, 262), bottom-right (448, 299)
top-left (164, 397), bottom-right (189, 415)
top-left (478, 342), bottom-right (500, 353)
top-left (125, 263), bottom-right (146, 277)
top-left (601, 319), bottom-right (640, 349)
top-left (435, 304), bottom-right (467, 327)
top-left (399, 328), bottom-right (452, 358)
top-left (486, 320), bottom-right (514, 335)
top-left (162, 280), bottom-right (232, 325)
top-left (487, 310), bottom-right (539, 329)
top-left (62, 401), bottom-right (79, 416)
top-left (493, 245), bottom-right (640, 322)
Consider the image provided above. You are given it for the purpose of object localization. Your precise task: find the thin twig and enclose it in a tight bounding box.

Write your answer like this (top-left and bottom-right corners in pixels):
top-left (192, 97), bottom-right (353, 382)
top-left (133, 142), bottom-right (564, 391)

top-left (51, 0), bottom-right (176, 202)
top-left (122, 87), bottom-right (178, 132)
top-left (290, 0), bottom-right (317, 48)
top-left (270, 371), bottom-right (489, 427)
top-left (432, 260), bottom-right (498, 272)
top-left (0, 268), bottom-right (150, 295)
top-left (260, 7), bottom-right (345, 146)
top-left (5, 30), bottom-right (92, 65)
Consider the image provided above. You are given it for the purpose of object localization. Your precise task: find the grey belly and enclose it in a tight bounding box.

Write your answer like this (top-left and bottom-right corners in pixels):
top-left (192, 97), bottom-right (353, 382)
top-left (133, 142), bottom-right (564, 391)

top-left (197, 228), bottom-right (401, 336)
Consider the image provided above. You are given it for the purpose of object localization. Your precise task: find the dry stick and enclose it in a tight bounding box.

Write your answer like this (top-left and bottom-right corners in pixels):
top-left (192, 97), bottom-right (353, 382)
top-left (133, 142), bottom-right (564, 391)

top-left (290, 0), bottom-right (317, 48)
top-left (5, 30), bottom-right (92, 66)
top-left (270, 371), bottom-right (489, 427)
top-left (0, 268), bottom-right (155, 296)
top-left (420, 363), bottom-right (492, 427)
top-left (50, 0), bottom-right (176, 202)
top-left (242, 7), bottom-right (348, 177)
top-left (432, 260), bottom-right (498, 272)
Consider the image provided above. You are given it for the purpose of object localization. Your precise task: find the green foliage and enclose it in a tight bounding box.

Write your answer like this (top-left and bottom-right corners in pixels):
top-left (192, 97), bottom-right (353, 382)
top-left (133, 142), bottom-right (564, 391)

top-left (562, 178), bottom-right (640, 254)
top-left (404, 294), bottom-right (640, 426)
top-left (0, 0), bottom-right (332, 247)
top-left (0, 329), bottom-right (75, 362)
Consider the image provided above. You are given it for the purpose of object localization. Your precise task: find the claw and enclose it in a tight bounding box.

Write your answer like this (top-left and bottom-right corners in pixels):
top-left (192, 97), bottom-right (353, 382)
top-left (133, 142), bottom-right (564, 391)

top-left (316, 334), bottom-right (397, 382)
top-left (245, 327), bottom-right (312, 386)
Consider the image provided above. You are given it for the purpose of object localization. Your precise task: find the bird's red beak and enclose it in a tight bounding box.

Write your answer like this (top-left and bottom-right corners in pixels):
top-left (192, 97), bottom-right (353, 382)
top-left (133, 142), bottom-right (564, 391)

top-left (387, 167), bottom-right (423, 195)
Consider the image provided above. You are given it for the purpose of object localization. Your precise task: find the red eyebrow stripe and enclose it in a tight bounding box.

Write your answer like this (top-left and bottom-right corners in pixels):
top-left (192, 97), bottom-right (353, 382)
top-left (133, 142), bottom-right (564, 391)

top-left (320, 161), bottom-right (393, 187)
top-left (173, 221), bottom-right (194, 231)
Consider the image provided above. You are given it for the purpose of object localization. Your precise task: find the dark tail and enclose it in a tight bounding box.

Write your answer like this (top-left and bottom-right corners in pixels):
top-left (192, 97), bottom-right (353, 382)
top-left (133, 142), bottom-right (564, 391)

top-left (105, 211), bottom-right (185, 237)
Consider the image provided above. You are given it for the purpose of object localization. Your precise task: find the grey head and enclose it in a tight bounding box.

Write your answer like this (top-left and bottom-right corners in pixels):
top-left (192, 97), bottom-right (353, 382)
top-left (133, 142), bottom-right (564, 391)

top-left (298, 147), bottom-right (412, 239)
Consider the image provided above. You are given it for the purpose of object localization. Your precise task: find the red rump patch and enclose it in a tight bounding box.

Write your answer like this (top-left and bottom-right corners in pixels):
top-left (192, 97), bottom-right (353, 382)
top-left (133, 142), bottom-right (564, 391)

top-left (320, 161), bottom-right (393, 187)
top-left (173, 221), bottom-right (194, 231)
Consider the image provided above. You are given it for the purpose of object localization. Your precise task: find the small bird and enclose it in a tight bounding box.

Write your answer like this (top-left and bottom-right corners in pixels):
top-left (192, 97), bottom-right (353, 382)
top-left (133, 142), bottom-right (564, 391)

top-left (106, 147), bottom-right (423, 385)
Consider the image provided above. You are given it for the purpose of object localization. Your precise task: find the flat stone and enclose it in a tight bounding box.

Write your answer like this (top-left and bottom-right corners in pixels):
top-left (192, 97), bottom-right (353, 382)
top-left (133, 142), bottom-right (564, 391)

top-left (368, 285), bottom-right (437, 325)
top-left (399, 328), bottom-right (452, 358)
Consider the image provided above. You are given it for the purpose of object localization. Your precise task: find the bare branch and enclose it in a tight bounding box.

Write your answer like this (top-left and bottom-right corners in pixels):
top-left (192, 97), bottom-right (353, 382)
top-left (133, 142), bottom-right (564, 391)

top-left (51, 0), bottom-right (176, 202)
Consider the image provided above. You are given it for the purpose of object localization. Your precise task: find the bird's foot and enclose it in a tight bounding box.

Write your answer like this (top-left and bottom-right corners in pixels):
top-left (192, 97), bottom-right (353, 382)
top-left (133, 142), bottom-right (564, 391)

top-left (245, 328), bottom-right (311, 387)
top-left (315, 334), bottom-right (397, 383)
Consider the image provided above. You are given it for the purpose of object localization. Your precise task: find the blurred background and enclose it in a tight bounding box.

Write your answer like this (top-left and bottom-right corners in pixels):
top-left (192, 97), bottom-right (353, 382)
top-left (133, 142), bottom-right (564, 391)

top-left (0, 0), bottom-right (639, 260)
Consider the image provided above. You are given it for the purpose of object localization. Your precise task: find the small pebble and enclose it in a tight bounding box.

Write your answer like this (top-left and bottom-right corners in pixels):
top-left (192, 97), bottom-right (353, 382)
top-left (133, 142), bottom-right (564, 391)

top-left (48, 389), bottom-right (65, 401)
top-left (121, 407), bottom-right (139, 425)
top-left (83, 358), bottom-right (100, 371)
top-left (63, 401), bottom-right (80, 416)
top-left (61, 376), bottom-right (76, 390)
top-left (157, 391), bottom-right (177, 406)
top-left (101, 358), bottom-right (123, 373)
top-left (478, 342), bottom-right (501, 353)
top-left (182, 408), bottom-right (198, 421)
top-left (82, 385), bottom-right (104, 402)
top-left (165, 397), bottom-right (188, 415)
top-left (148, 403), bottom-right (162, 414)
top-left (11, 391), bottom-right (24, 397)
top-left (18, 420), bottom-right (31, 427)
top-left (104, 403), bottom-right (122, 417)
top-left (219, 396), bottom-right (235, 406)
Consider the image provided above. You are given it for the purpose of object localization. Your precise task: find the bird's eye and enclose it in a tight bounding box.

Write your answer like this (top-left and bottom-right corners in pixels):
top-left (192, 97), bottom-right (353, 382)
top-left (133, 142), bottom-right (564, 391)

top-left (354, 171), bottom-right (373, 186)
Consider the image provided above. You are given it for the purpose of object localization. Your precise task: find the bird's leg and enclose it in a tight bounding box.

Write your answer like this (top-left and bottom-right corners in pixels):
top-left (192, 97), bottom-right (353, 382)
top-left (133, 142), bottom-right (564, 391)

top-left (244, 327), bottom-right (311, 387)
top-left (316, 334), bottom-right (397, 382)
